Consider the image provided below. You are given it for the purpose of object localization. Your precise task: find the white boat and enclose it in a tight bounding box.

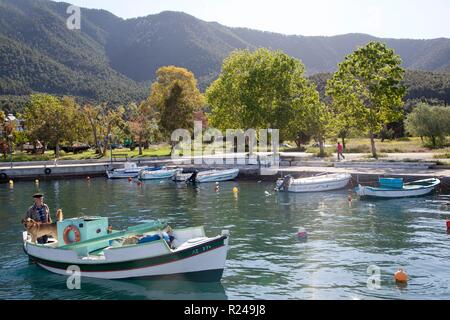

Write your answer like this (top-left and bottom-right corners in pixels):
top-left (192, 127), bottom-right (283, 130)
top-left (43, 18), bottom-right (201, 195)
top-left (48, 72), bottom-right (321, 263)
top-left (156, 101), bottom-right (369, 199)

top-left (138, 168), bottom-right (181, 181)
top-left (23, 217), bottom-right (229, 281)
top-left (276, 173), bottom-right (352, 193)
top-left (356, 178), bottom-right (440, 198)
top-left (106, 162), bottom-right (156, 179)
top-left (173, 168), bottom-right (240, 183)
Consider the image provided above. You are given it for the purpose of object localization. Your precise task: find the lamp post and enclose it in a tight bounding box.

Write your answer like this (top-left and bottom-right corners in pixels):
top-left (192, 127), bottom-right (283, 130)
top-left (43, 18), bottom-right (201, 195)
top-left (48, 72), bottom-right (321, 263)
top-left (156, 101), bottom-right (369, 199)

top-left (8, 134), bottom-right (13, 169)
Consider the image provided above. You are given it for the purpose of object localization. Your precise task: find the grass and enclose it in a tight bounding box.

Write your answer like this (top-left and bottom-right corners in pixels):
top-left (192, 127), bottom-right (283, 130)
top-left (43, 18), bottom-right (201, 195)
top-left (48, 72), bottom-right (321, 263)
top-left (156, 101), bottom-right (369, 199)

top-left (0, 145), bottom-right (172, 163)
top-left (290, 137), bottom-right (450, 155)
top-left (433, 152), bottom-right (450, 159)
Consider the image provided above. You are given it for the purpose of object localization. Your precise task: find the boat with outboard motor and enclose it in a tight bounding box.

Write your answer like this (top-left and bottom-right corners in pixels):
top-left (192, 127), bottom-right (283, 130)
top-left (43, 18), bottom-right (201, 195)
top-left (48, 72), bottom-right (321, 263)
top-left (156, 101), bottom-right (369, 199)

top-left (276, 173), bottom-right (352, 193)
top-left (173, 168), bottom-right (240, 183)
top-left (355, 177), bottom-right (440, 198)
top-left (23, 217), bottom-right (229, 281)
top-left (138, 167), bottom-right (182, 181)
top-left (106, 162), bottom-right (155, 179)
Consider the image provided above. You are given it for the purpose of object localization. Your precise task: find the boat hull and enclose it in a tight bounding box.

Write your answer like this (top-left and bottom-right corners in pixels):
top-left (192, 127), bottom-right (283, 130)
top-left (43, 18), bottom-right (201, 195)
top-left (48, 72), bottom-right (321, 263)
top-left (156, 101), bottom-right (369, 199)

top-left (174, 169), bottom-right (240, 183)
top-left (24, 235), bottom-right (228, 281)
top-left (356, 185), bottom-right (436, 198)
top-left (139, 169), bottom-right (180, 180)
top-left (356, 178), bottom-right (440, 198)
top-left (279, 174), bottom-right (352, 193)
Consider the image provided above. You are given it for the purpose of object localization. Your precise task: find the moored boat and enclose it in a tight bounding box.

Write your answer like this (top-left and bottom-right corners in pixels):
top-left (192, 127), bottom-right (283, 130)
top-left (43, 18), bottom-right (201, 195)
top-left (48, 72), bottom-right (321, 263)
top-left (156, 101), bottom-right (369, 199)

top-left (173, 168), bottom-right (240, 183)
top-left (23, 217), bottom-right (229, 281)
top-left (106, 162), bottom-right (154, 179)
top-left (276, 173), bottom-right (352, 193)
top-left (138, 167), bottom-right (181, 181)
top-left (355, 177), bottom-right (440, 198)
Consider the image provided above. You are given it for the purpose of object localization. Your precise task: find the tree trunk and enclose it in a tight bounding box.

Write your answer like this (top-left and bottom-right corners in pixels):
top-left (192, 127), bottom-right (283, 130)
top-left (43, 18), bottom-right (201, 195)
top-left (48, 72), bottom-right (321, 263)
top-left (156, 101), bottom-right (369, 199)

top-left (138, 142), bottom-right (143, 156)
top-left (431, 136), bottom-right (436, 148)
top-left (55, 143), bottom-right (60, 159)
top-left (370, 132), bottom-right (377, 159)
top-left (318, 139), bottom-right (325, 158)
top-left (341, 137), bottom-right (346, 151)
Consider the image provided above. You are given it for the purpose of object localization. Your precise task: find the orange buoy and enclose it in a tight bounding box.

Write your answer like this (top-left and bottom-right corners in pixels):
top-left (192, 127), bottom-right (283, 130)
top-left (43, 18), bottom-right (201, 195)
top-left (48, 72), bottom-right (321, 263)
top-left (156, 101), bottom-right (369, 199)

top-left (232, 187), bottom-right (239, 194)
top-left (394, 269), bottom-right (408, 283)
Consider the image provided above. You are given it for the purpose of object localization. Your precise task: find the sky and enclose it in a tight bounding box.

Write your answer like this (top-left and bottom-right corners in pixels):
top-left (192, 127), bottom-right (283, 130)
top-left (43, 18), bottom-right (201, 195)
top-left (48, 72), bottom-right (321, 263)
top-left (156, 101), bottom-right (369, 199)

top-left (59, 0), bottom-right (450, 39)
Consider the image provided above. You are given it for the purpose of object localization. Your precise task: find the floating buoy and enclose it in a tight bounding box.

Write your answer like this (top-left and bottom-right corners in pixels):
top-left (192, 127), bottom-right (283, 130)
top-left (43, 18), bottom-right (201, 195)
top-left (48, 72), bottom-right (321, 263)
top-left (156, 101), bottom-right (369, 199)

top-left (215, 182), bottom-right (220, 192)
top-left (35, 179), bottom-right (39, 184)
top-left (297, 227), bottom-right (308, 240)
top-left (86, 176), bottom-right (91, 181)
top-left (9, 180), bottom-right (13, 187)
top-left (446, 219), bottom-right (450, 231)
top-left (128, 177), bottom-right (132, 182)
top-left (394, 269), bottom-right (408, 283)
top-left (137, 181), bottom-right (142, 187)
top-left (232, 187), bottom-right (239, 194)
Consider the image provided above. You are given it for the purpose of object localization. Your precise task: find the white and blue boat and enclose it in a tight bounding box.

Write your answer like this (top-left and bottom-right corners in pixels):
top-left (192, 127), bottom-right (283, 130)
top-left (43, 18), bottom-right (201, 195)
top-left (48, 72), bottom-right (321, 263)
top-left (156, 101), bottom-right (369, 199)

top-left (23, 217), bottom-right (229, 281)
top-left (106, 162), bottom-right (154, 179)
top-left (356, 177), bottom-right (440, 198)
top-left (173, 168), bottom-right (240, 183)
top-left (138, 167), bottom-right (182, 180)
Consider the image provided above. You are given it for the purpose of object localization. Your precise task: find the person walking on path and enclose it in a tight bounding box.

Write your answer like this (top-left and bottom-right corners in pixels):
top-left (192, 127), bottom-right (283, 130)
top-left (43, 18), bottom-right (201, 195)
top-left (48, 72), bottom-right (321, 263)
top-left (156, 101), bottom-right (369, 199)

top-left (337, 142), bottom-right (345, 161)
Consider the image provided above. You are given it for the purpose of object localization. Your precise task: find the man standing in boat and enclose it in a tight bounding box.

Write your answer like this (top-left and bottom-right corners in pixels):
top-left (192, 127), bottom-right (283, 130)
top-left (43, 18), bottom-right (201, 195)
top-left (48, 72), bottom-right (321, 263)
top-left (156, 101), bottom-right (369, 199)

top-left (337, 142), bottom-right (345, 161)
top-left (25, 193), bottom-right (52, 244)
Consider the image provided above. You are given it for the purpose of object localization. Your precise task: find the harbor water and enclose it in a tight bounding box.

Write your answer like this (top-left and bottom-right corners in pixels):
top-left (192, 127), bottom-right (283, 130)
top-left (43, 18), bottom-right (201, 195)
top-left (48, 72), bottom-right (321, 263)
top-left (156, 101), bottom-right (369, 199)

top-left (0, 178), bottom-right (449, 300)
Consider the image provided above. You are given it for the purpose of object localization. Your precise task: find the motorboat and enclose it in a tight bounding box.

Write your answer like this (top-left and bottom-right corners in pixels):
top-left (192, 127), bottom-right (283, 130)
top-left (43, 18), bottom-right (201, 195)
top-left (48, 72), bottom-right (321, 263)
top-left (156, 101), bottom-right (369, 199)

top-left (276, 173), bottom-right (352, 193)
top-left (173, 168), bottom-right (240, 183)
top-left (355, 177), bottom-right (440, 198)
top-left (106, 162), bottom-right (152, 179)
top-left (138, 167), bottom-right (182, 181)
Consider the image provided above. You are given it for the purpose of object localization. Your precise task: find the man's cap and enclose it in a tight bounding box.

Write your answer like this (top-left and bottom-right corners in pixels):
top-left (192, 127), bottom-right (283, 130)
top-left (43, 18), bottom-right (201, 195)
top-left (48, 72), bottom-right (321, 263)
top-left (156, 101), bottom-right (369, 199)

top-left (32, 193), bottom-right (44, 198)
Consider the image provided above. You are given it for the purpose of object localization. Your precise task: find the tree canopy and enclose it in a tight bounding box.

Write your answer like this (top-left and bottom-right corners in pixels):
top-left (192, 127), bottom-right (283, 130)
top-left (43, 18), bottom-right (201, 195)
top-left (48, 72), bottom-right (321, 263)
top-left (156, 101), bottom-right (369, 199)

top-left (326, 42), bottom-right (406, 158)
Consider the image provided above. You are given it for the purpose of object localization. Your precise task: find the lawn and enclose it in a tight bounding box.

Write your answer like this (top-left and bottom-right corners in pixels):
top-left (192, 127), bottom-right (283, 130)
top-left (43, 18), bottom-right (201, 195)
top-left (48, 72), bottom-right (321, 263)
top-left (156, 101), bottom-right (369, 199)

top-left (297, 137), bottom-right (450, 154)
top-left (0, 145), bottom-right (173, 163)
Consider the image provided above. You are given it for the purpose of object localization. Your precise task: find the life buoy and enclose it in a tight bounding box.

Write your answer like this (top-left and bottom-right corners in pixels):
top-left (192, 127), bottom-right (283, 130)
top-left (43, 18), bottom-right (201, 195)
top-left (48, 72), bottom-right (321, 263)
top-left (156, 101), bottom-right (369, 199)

top-left (0, 173), bottom-right (7, 181)
top-left (44, 168), bottom-right (52, 175)
top-left (63, 225), bottom-right (81, 245)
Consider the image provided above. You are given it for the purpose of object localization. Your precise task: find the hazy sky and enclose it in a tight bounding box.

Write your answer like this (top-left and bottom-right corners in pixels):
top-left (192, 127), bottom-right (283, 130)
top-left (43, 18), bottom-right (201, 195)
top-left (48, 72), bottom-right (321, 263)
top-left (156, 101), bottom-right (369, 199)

top-left (60, 0), bottom-right (450, 39)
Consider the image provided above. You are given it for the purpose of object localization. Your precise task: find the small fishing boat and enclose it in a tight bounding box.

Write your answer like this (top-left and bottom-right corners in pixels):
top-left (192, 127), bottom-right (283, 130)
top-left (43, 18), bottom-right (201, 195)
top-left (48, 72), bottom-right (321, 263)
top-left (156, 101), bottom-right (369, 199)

top-left (23, 217), bottom-right (229, 281)
top-left (355, 177), bottom-right (441, 198)
top-left (106, 162), bottom-right (154, 179)
top-left (275, 173), bottom-right (352, 193)
top-left (138, 167), bottom-right (181, 181)
top-left (173, 168), bottom-right (240, 183)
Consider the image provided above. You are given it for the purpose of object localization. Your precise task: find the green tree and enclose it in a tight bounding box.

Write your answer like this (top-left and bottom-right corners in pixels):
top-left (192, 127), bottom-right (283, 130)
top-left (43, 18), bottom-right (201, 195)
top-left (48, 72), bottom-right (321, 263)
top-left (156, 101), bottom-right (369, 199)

top-left (128, 102), bottom-right (160, 155)
top-left (326, 42), bottom-right (406, 158)
top-left (206, 48), bottom-right (320, 142)
top-left (405, 103), bottom-right (450, 148)
top-left (23, 94), bottom-right (85, 158)
top-left (84, 103), bottom-right (126, 156)
top-left (149, 66), bottom-right (204, 143)
top-left (303, 103), bottom-right (333, 157)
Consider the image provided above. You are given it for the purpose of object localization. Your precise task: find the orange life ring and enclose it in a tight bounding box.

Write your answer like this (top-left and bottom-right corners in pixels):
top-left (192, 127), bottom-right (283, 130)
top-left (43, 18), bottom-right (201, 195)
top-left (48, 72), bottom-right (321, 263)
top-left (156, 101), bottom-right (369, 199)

top-left (63, 225), bottom-right (81, 245)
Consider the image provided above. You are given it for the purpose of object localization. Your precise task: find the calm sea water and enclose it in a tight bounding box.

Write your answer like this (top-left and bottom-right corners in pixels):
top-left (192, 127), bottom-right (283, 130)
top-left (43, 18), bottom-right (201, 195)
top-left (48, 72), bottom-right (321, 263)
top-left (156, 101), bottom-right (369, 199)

top-left (0, 177), bottom-right (449, 300)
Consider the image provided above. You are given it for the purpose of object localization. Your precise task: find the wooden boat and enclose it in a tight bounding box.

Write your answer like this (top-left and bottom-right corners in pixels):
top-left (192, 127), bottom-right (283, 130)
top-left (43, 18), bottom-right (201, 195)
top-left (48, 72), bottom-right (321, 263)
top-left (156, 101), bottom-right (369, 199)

top-left (106, 162), bottom-right (156, 179)
top-left (23, 217), bottom-right (229, 281)
top-left (173, 168), bottom-right (240, 183)
top-left (138, 168), bottom-right (182, 181)
top-left (276, 173), bottom-right (352, 193)
top-left (355, 177), bottom-right (441, 198)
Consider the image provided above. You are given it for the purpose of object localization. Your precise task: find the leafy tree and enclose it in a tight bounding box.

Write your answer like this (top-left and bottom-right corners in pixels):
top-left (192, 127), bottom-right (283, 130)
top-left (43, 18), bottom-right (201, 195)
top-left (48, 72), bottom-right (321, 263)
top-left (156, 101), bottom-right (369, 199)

top-left (22, 94), bottom-right (86, 158)
top-left (303, 103), bottom-right (333, 157)
top-left (128, 102), bottom-right (160, 155)
top-left (83, 103), bottom-right (126, 156)
top-left (206, 48), bottom-right (320, 143)
top-left (149, 66), bottom-right (204, 143)
top-left (405, 103), bottom-right (450, 148)
top-left (326, 42), bottom-right (406, 158)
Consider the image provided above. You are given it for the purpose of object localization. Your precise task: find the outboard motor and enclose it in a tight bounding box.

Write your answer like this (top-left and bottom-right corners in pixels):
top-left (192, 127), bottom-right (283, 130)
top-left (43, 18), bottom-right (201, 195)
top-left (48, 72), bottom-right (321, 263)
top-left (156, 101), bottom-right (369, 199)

top-left (187, 170), bottom-right (199, 184)
top-left (276, 175), bottom-right (293, 191)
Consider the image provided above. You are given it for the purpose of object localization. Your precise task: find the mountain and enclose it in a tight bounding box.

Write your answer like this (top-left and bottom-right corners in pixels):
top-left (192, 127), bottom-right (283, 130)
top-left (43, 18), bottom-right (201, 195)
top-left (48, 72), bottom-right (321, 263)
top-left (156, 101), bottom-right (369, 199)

top-left (0, 0), bottom-right (450, 111)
